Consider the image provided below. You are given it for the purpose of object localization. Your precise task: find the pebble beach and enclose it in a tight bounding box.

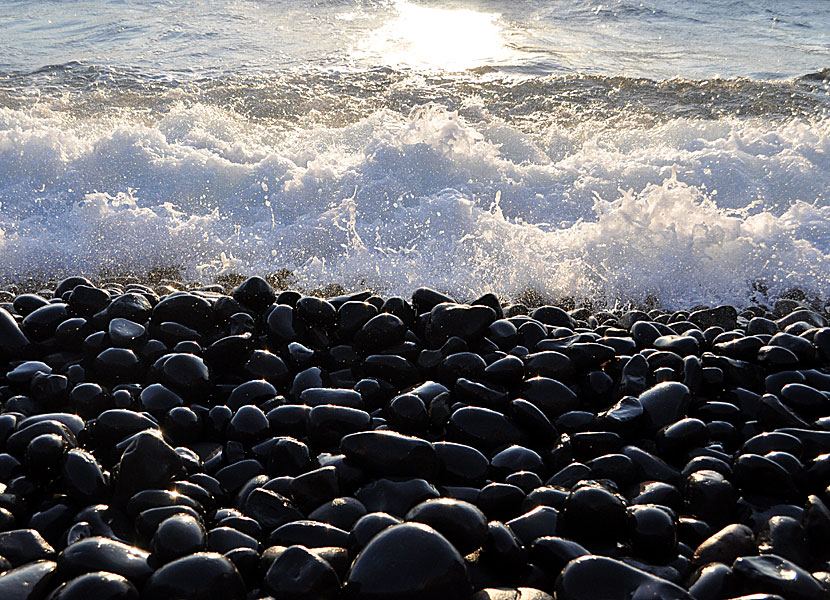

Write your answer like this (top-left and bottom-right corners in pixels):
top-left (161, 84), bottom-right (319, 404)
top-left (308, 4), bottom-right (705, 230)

top-left (1, 0), bottom-right (830, 598)
top-left (0, 276), bottom-right (829, 598)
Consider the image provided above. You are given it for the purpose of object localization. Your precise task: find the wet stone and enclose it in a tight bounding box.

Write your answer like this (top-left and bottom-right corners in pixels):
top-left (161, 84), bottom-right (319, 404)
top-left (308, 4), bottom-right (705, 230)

top-left (343, 523), bottom-right (471, 600)
top-left (341, 430), bottom-right (438, 479)
top-left (556, 555), bottom-right (691, 600)
top-left (267, 520), bottom-right (349, 549)
top-left (46, 571), bottom-right (139, 600)
top-left (57, 537), bottom-right (152, 582)
top-left (692, 523), bottom-right (756, 569)
top-left (732, 554), bottom-right (827, 600)
top-left (150, 514), bottom-right (206, 564)
top-left (506, 506), bottom-right (559, 547)
top-left (355, 478), bottom-right (439, 518)
top-left (264, 544), bottom-right (340, 600)
top-left (405, 498), bottom-right (488, 555)
top-left (232, 276), bottom-right (275, 312)
top-left (0, 529), bottom-right (55, 567)
top-left (0, 560), bottom-right (57, 600)
top-left (142, 552), bottom-right (246, 600)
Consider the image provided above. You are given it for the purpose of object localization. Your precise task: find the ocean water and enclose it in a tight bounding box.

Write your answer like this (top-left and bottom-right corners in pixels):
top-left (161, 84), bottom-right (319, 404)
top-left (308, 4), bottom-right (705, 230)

top-left (1, 0), bottom-right (829, 308)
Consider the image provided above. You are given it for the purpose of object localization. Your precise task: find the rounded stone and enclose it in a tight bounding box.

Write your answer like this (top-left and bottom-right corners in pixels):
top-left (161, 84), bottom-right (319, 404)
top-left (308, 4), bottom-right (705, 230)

top-left (405, 499), bottom-right (488, 555)
top-left (344, 523), bottom-right (471, 600)
top-left (45, 571), bottom-right (138, 600)
top-left (141, 552), bottom-right (246, 600)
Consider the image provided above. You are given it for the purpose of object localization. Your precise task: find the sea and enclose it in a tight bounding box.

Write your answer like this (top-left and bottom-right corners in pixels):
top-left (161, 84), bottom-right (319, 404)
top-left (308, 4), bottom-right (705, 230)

top-left (1, 0), bottom-right (828, 308)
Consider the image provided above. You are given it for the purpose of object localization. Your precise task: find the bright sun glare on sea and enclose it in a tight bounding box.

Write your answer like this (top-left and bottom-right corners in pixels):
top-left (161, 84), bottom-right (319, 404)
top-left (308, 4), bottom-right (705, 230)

top-left (360, 0), bottom-right (517, 71)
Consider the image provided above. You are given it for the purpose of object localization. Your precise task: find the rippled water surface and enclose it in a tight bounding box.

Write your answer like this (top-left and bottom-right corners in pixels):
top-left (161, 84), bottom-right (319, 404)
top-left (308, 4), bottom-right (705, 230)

top-left (1, 0), bottom-right (829, 306)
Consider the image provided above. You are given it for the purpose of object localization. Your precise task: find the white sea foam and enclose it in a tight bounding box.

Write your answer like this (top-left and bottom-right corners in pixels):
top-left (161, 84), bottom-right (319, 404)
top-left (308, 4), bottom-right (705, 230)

top-left (0, 99), bottom-right (828, 307)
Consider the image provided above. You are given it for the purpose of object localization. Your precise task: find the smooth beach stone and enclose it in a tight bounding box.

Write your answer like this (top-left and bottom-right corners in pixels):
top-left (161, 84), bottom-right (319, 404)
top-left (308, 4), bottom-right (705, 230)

top-left (308, 405), bottom-right (372, 446)
top-left (263, 544), bottom-right (340, 600)
top-left (629, 505), bottom-right (677, 561)
top-left (756, 516), bottom-right (811, 569)
top-left (433, 442), bottom-right (489, 485)
top-left (343, 523), bottom-right (471, 600)
top-left (267, 520), bottom-right (349, 549)
top-left (558, 483), bottom-right (627, 544)
top-left (412, 287), bottom-right (454, 314)
top-left (108, 318), bottom-right (145, 348)
top-left (308, 497), bottom-right (367, 531)
top-left (152, 293), bottom-right (213, 331)
top-left (803, 495), bottom-right (830, 560)
top-left (505, 470), bottom-right (543, 492)
top-left (484, 356), bottom-right (525, 386)
top-left (348, 512), bottom-right (403, 554)
top-left (654, 335), bottom-right (699, 356)
top-left (207, 526), bottom-right (259, 554)
top-left (142, 552), bottom-right (246, 600)
top-left (139, 383), bottom-right (183, 414)
top-left (341, 430), bottom-right (438, 479)
top-left (505, 506), bottom-right (559, 547)
top-left (0, 306), bottom-right (30, 358)
top-left (127, 488), bottom-right (203, 517)
top-left (638, 382), bottom-right (691, 430)
top-left (486, 319), bottom-right (518, 350)
top-left (227, 405), bottom-right (269, 444)
top-left (114, 430), bottom-right (182, 502)
top-left (289, 466), bottom-right (340, 510)
top-left (153, 352), bottom-right (211, 397)
top-left (621, 445), bottom-right (681, 485)
top-left (524, 350), bottom-right (573, 380)
top-left (68, 285), bottom-right (109, 316)
top-left (473, 589), bottom-right (553, 600)
top-left (630, 321), bottom-right (661, 350)
top-left (425, 303), bottom-right (497, 348)
top-left (150, 514), bottom-right (206, 563)
top-left (57, 537), bottom-right (152, 582)
top-left (518, 377), bottom-right (579, 419)
top-left (555, 555), bottom-right (692, 600)
top-left (226, 380), bottom-right (278, 411)
top-left (243, 488), bottom-right (303, 531)
top-left (104, 293), bottom-right (153, 323)
top-left (21, 303), bottom-right (68, 342)
top-left (405, 499), bottom-right (488, 555)
top-left (337, 301), bottom-right (379, 337)
top-left (296, 296), bottom-right (336, 326)
top-left (491, 446), bottom-right (544, 478)
top-left (453, 379), bottom-right (508, 411)
top-left (733, 454), bottom-right (797, 501)
top-left (656, 418), bottom-right (710, 458)
top-left (60, 448), bottom-right (107, 503)
top-left (732, 554), bottom-right (826, 600)
top-left (232, 276), bottom-right (275, 312)
top-left (448, 407), bottom-right (525, 451)
top-left (597, 395), bottom-right (644, 434)
top-left (300, 387), bottom-right (363, 409)
top-left (243, 350), bottom-right (289, 385)
top-left (779, 383), bottom-right (830, 415)
top-left (263, 436), bottom-right (312, 476)
top-left (692, 524), bottom-right (756, 568)
top-left (353, 313), bottom-right (406, 350)
top-left (354, 478), bottom-right (440, 518)
top-left (45, 571), bottom-right (138, 600)
top-left (438, 352), bottom-right (485, 383)
top-left (0, 529), bottom-right (55, 567)
top-left (362, 354), bottom-right (420, 388)
top-left (528, 536), bottom-right (589, 575)
top-left (689, 306), bottom-right (738, 331)
top-left (0, 560), bottom-right (57, 600)
top-left (7, 360), bottom-right (52, 383)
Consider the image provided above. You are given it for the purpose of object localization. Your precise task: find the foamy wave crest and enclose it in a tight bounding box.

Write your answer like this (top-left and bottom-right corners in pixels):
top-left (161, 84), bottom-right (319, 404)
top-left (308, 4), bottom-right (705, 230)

top-left (0, 101), bottom-right (828, 307)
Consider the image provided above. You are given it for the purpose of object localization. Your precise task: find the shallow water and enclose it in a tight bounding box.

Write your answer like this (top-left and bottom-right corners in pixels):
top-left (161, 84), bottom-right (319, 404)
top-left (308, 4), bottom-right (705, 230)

top-left (1, 0), bottom-right (829, 307)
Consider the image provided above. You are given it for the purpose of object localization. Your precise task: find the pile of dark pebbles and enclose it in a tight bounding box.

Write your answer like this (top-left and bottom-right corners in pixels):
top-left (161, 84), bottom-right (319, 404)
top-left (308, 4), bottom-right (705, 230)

top-left (0, 275), bottom-right (829, 599)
